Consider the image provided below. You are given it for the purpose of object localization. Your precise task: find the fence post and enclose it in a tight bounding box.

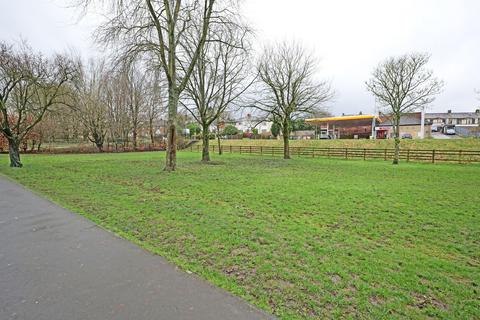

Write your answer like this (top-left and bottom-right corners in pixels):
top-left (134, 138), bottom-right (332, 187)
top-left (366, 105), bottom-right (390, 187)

top-left (459, 150), bottom-right (462, 164)
top-left (249, 146), bottom-right (252, 154)
top-left (407, 149), bottom-right (410, 162)
top-left (328, 148), bottom-right (331, 159)
top-left (261, 146), bottom-right (263, 156)
top-left (363, 148), bottom-right (366, 161)
top-left (384, 148), bottom-right (387, 161)
top-left (213, 145), bottom-right (215, 153)
top-left (432, 149), bottom-right (436, 164)
top-left (230, 145), bottom-right (232, 153)
top-left (345, 148), bottom-right (348, 160)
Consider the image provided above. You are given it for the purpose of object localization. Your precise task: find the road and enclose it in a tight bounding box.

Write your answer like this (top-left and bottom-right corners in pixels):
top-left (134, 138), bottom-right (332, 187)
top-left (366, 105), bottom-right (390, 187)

top-left (0, 177), bottom-right (273, 320)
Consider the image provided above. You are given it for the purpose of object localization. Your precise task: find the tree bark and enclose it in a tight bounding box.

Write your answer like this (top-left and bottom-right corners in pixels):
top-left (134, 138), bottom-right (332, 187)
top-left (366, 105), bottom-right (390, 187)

top-left (282, 127), bottom-right (291, 160)
top-left (216, 133), bottom-right (222, 155)
top-left (393, 116), bottom-right (400, 165)
top-left (216, 123), bottom-right (222, 155)
top-left (202, 126), bottom-right (210, 162)
top-left (8, 138), bottom-right (22, 168)
top-left (165, 90), bottom-right (178, 171)
top-left (96, 142), bottom-right (104, 152)
top-left (149, 119), bottom-right (155, 145)
top-left (132, 128), bottom-right (138, 150)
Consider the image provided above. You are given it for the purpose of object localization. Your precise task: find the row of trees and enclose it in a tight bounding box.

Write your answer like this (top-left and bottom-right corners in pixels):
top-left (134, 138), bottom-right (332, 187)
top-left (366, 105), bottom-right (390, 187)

top-left (75, 0), bottom-right (337, 167)
top-left (0, 43), bottom-right (167, 167)
top-left (1, 0), bottom-right (446, 167)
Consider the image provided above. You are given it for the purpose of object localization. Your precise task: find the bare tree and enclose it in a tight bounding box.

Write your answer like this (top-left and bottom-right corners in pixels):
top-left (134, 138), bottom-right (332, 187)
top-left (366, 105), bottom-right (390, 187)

top-left (79, 0), bottom-right (230, 171)
top-left (256, 42), bottom-right (333, 159)
top-left (0, 41), bottom-right (75, 167)
top-left (122, 66), bottom-right (146, 150)
top-left (145, 70), bottom-right (166, 145)
top-left (366, 53), bottom-right (443, 164)
top-left (72, 59), bottom-right (110, 152)
top-left (181, 17), bottom-right (253, 162)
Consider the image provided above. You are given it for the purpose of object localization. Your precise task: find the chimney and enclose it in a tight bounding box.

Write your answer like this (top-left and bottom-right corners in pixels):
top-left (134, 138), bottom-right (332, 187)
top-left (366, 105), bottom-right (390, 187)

top-left (476, 109), bottom-right (480, 114)
top-left (359, 111), bottom-right (363, 115)
top-left (447, 110), bottom-right (452, 114)
top-left (342, 113), bottom-right (345, 116)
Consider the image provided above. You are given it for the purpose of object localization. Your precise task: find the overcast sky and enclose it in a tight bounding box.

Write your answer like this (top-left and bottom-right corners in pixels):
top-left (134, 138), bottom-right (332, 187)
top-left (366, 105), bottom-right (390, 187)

top-left (1, 0), bottom-right (479, 115)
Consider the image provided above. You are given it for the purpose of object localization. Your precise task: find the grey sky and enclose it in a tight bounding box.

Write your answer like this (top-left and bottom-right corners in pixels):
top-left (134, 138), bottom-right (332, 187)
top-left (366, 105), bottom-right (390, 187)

top-left (2, 0), bottom-right (479, 115)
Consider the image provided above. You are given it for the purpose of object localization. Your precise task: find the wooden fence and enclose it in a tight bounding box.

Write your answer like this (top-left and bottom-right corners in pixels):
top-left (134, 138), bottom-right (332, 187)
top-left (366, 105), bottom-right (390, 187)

top-left (186, 145), bottom-right (480, 164)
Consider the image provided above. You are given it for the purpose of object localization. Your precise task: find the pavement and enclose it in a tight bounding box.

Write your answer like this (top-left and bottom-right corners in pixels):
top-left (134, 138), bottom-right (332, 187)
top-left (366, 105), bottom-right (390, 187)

top-left (0, 176), bottom-right (274, 320)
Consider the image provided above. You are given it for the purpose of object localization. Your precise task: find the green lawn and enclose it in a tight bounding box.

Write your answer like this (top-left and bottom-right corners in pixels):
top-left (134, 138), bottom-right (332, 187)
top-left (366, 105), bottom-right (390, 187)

top-left (0, 152), bottom-right (479, 319)
top-left (211, 138), bottom-right (480, 150)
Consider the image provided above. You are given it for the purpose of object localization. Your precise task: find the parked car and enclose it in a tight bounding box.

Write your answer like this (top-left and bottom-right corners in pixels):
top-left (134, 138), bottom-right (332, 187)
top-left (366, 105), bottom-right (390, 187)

top-left (431, 125), bottom-right (439, 132)
top-left (445, 128), bottom-right (456, 135)
top-left (401, 133), bottom-right (413, 139)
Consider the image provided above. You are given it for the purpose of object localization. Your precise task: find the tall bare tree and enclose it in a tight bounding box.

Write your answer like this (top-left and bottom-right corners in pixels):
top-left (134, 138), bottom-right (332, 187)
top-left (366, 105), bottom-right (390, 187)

top-left (72, 59), bottom-right (110, 152)
top-left (80, 0), bottom-right (228, 171)
top-left (122, 66), bottom-right (146, 150)
top-left (145, 70), bottom-right (166, 145)
top-left (181, 17), bottom-right (253, 162)
top-left (256, 42), bottom-right (333, 159)
top-left (0, 41), bottom-right (75, 167)
top-left (366, 53), bottom-right (443, 164)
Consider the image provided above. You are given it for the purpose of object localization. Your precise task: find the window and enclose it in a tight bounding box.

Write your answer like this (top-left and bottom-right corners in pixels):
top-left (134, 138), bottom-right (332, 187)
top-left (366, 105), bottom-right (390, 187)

top-left (458, 118), bottom-right (474, 125)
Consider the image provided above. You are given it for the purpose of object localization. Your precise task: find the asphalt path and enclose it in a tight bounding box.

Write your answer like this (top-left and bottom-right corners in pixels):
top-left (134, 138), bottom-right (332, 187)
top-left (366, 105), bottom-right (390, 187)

top-left (0, 176), bottom-right (273, 320)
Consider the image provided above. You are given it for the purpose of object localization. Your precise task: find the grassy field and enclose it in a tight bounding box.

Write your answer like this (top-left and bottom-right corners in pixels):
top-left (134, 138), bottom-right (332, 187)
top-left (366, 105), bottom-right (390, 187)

top-left (0, 152), bottom-right (479, 319)
top-left (212, 138), bottom-right (480, 150)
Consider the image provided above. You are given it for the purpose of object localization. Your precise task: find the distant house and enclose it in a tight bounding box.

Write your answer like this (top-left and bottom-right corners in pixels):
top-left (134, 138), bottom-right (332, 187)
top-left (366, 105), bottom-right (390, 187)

top-left (425, 109), bottom-right (480, 137)
top-left (235, 114), bottom-right (272, 134)
top-left (426, 109), bottom-right (480, 127)
top-left (377, 112), bottom-right (431, 139)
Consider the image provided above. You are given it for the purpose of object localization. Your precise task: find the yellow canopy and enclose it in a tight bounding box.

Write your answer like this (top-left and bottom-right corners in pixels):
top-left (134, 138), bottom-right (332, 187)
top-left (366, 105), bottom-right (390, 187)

top-left (306, 115), bottom-right (379, 123)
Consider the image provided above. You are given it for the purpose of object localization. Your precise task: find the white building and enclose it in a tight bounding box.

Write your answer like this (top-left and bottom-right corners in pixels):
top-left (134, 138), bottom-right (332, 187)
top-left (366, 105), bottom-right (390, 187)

top-left (235, 114), bottom-right (272, 134)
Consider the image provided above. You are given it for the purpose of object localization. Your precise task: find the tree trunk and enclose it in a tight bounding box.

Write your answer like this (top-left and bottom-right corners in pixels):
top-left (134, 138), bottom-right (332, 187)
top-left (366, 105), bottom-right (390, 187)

top-left (202, 127), bottom-right (210, 162)
top-left (132, 128), bottom-right (138, 150)
top-left (149, 120), bottom-right (155, 145)
top-left (8, 138), bottom-right (22, 168)
top-left (217, 133), bottom-right (222, 155)
top-left (216, 123), bottom-right (222, 155)
top-left (282, 128), bottom-right (290, 160)
top-left (393, 116), bottom-right (400, 165)
top-left (96, 142), bottom-right (104, 152)
top-left (165, 89), bottom-right (179, 171)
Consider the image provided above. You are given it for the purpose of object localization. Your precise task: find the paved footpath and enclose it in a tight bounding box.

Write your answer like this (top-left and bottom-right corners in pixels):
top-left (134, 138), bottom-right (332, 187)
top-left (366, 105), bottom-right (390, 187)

top-left (0, 177), bottom-right (274, 320)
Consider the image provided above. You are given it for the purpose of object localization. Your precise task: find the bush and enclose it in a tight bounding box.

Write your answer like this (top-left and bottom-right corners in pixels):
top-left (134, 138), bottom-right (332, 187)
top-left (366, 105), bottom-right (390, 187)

top-left (223, 125), bottom-right (239, 136)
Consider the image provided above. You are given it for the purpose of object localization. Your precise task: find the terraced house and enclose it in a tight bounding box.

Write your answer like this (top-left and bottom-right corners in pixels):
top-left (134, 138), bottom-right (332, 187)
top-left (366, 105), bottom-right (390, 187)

top-left (426, 109), bottom-right (480, 136)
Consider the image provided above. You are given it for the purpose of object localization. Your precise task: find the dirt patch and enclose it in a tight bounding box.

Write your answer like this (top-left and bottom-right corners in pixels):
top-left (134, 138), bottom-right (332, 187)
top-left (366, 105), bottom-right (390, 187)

top-left (411, 293), bottom-right (448, 311)
top-left (330, 274), bottom-right (342, 284)
top-left (223, 265), bottom-right (256, 282)
top-left (369, 295), bottom-right (385, 306)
